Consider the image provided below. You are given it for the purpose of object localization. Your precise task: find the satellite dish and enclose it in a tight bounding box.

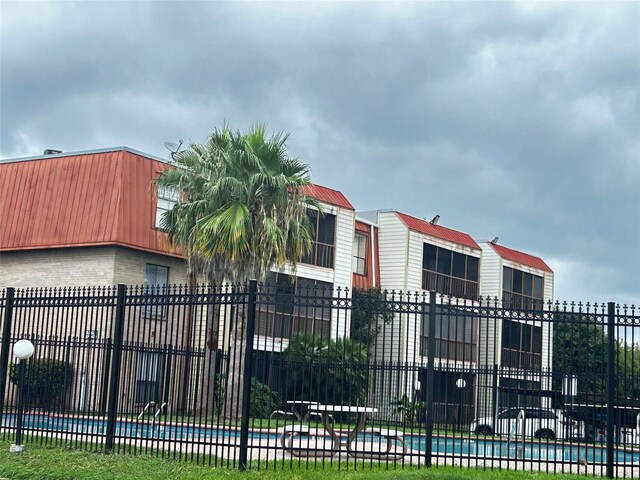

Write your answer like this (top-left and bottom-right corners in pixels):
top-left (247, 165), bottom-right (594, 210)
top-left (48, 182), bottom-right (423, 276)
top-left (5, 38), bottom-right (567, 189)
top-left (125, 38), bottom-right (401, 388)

top-left (163, 140), bottom-right (184, 160)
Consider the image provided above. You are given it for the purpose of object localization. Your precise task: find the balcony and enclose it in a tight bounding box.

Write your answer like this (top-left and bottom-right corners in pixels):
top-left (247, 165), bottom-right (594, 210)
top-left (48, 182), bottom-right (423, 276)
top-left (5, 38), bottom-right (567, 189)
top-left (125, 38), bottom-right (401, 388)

top-left (301, 241), bottom-right (334, 269)
top-left (255, 310), bottom-right (331, 339)
top-left (420, 337), bottom-right (477, 363)
top-left (422, 270), bottom-right (478, 300)
top-left (501, 348), bottom-right (542, 370)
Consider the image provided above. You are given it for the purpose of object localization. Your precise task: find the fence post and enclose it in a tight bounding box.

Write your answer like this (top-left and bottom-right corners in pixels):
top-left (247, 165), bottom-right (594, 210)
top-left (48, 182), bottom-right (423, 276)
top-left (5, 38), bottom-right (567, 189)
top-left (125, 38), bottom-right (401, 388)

top-left (0, 288), bottom-right (15, 427)
top-left (105, 284), bottom-right (126, 454)
top-left (606, 301), bottom-right (616, 479)
top-left (238, 279), bottom-right (258, 470)
top-left (424, 290), bottom-right (436, 467)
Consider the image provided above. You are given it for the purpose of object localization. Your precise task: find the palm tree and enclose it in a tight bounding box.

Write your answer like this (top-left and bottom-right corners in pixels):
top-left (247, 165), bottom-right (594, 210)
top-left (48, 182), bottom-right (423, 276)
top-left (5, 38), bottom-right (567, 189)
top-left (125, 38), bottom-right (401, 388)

top-left (156, 123), bottom-right (316, 421)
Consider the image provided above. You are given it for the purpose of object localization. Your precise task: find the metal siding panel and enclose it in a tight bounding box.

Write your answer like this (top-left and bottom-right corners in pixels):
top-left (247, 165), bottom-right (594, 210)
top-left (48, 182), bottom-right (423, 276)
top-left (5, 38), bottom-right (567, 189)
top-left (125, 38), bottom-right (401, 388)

top-left (0, 150), bottom-right (181, 257)
top-left (101, 152), bottom-right (122, 242)
top-left (1, 163), bottom-right (19, 247)
top-left (85, 153), bottom-right (106, 243)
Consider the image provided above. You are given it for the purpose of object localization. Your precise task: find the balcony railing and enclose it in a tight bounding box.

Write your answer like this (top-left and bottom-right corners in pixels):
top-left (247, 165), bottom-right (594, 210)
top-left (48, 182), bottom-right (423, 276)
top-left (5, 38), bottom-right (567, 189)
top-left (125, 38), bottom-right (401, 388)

top-left (420, 337), bottom-right (477, 363)
top-left (502, 291), bottom-right (545, 311)
top-left (501, 348), bottom-right (542, 370)
top-left (422, 270), bottom-right (478, 300)
top-left (256, 310), bottom-right (331, 339)
top-left (301, 241), bottom-right (334, 269)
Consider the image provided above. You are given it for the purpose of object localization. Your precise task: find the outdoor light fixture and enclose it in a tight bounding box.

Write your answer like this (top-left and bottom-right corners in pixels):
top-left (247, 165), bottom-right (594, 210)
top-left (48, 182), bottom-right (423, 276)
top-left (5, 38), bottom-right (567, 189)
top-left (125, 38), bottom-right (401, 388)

top-left (10, 339), bottom-right (35, 454)
top-left (13, 340), bottom-right (35, 362)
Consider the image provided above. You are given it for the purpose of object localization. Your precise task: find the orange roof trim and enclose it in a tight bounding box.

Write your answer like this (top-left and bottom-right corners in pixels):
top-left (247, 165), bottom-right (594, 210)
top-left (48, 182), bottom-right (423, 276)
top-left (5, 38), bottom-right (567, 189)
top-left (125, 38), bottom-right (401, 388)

top-left (396, 212), bottom-right (480, 250)
top-left (489, 243), bottom-right (552, 273)
top-left (302, 184), bottom-right (354, 210)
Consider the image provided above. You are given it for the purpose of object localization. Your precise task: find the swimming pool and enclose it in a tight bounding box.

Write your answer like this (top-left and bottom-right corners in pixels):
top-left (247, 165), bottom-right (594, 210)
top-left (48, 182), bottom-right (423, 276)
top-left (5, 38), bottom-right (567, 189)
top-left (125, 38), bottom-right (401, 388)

top-left (3, 413), bottom-right (638, 464)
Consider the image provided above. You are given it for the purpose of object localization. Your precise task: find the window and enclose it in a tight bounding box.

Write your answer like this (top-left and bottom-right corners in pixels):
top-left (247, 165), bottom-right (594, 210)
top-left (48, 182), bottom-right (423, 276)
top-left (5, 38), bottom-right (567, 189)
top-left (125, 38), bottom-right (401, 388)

top-left (301, 209), bottom-right (336, 268)
top-left (352, 233), bottom-right (367, 276)
top-left (143, 264), bottom-right (169, 318)
top-left (136, 352), bottom-right (161, 404)
top-left (420, 306), bottom-right (478, 361)
top-left (502, 266), bottom-right (544, 310)
top-left (421, 244), bottom-right (479, 300)
top-left (155, 186), bottom-right (179, 229)
top-left (258, 273), bottom-right (333, 338)
top-left (501, 319), bottom-right (543, 369)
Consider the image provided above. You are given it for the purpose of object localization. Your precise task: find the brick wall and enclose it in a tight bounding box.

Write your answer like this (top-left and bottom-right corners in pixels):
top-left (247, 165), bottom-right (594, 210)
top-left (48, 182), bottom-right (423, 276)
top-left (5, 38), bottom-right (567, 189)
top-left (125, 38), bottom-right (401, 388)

top-left (0, 246), bottom-right (189, 289)
top-left (0, 246), bottom-right (118, 288)
top-left (113, 246), bottom-right (188, 286)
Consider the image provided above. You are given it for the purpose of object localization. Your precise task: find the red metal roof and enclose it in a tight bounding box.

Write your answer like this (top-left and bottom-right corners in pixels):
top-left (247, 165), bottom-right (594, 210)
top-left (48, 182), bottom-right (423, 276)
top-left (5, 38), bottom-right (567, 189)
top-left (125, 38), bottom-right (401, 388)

top-left (0, 149), bottom-right (181, 257)
top-left (489, 243), bottom-right (552, 273)
top-left (395, 212), bottom-right (480, 250)
top-left (302, 184), bottom-right (354, 210)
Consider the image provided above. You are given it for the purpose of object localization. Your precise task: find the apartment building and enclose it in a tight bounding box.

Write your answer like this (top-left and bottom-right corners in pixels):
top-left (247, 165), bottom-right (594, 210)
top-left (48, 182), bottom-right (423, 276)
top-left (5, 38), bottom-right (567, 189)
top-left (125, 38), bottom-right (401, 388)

top-left (0, 147), bottom-right (189, 290)
top-left (476, 239), bottom-right (555, 418)
top-left (0, 147), bottom-right (357, 409)
top-left (356, 210), bottom-right (555, 422)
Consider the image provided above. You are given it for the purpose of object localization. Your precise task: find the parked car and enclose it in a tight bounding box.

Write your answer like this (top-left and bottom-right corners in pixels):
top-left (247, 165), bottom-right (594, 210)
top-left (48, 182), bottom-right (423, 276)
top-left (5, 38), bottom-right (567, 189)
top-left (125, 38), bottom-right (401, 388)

top-left (470, 408), bottom-right (582, 440)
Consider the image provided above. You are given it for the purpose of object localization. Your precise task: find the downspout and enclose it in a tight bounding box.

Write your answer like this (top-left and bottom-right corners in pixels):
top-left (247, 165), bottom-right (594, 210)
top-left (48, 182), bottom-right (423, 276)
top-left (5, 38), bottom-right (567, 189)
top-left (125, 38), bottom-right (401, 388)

top-left (370, 223), bottom-right (377, 288)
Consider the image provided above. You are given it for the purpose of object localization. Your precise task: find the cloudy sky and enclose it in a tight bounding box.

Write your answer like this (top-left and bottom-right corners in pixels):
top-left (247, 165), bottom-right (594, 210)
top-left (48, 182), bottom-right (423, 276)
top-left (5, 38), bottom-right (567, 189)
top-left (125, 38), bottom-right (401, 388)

top-left (1, 1), bottom-right (638, 304)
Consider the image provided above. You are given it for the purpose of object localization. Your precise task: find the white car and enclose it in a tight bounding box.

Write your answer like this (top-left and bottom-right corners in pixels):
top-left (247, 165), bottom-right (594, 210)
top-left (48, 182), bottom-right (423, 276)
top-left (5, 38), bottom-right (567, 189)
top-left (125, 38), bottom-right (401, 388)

top-left (471, 408), bottom-right (581, 440)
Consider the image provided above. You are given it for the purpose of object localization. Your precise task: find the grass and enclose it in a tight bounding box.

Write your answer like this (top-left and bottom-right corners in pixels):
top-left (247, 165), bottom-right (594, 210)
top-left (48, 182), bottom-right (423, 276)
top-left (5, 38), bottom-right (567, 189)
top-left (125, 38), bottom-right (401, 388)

top-left (0, 439), bottom-right (584, 480)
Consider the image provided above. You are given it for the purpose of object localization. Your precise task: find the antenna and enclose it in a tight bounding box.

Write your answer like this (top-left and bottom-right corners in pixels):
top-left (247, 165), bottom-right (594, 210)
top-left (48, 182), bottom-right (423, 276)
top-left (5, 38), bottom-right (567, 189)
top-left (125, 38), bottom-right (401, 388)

top-left (163, 140), bottom-right (183, 160)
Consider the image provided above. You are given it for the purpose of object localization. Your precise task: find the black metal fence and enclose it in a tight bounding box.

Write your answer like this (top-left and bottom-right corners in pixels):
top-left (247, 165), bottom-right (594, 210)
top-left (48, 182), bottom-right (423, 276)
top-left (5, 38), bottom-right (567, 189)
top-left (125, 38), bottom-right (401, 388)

top-left (0, 282), bottom-right (638, 477)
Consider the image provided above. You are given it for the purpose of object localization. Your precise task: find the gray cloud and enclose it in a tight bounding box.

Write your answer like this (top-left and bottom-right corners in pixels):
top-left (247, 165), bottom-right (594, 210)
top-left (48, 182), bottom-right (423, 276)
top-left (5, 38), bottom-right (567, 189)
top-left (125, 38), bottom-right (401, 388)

top-left (1, 1), bottom-right (638, 303)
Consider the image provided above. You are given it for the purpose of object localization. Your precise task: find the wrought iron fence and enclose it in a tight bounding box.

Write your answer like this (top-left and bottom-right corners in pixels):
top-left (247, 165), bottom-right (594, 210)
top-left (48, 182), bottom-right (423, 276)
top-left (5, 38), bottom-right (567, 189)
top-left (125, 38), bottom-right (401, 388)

top-left (0, 282), bottom-right (638, 478)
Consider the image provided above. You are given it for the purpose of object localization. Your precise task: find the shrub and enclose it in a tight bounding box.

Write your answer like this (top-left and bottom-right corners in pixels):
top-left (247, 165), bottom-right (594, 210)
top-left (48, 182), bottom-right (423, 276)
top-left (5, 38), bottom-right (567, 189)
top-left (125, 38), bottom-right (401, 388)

top-left (10, 358), bottom-right (73, 411)
top-left (249, 377), bottom-right (279, 418)
top-left (284, 334), bottom-right (368, 405)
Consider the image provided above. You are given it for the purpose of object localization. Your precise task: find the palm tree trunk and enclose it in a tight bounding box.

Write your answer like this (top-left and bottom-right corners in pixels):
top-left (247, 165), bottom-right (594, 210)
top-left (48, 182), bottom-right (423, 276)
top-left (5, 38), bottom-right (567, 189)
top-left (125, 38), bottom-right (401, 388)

top-left (223, 304), bottom-right (247, 423)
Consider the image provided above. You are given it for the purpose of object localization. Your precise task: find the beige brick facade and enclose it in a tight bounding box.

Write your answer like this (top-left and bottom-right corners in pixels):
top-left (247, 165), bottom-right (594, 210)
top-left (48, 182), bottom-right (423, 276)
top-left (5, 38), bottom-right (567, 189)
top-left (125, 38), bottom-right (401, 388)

top-left (0, 246), bottom-right (188, 289)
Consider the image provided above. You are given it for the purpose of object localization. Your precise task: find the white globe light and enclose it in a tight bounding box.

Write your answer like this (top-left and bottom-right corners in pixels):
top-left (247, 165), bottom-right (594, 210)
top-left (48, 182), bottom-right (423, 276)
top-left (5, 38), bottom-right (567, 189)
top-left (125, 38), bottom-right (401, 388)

top-left (455, 378), bottom-right (466, 389)
top-left (13, 340), bottom-right (35, 361)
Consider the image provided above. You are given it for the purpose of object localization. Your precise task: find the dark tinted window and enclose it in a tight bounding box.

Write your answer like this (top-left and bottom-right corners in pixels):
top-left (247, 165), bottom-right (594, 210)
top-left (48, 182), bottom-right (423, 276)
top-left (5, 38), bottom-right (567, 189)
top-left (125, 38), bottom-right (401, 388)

top-left (533, 276), bottom-right (544, 299)
top-left (437, 248), bottom-right (452, 275)
top-left (536, 409), bottom-right (557, 419)
top-left (499, 409), bottom-right (520, 419)
top-left (317, 214), bottom-right (336, 244)
top-left (532, 326), bottom-right (542, 354)
top-left (503, 267), bottom-right (512, 291)
top-left (512, 270), bottom-right (523, 293)
top-left (467, 256), bottom-right (479, 282)
top-left (452, 252), bottom-right (466, 278)
top-left (523, 273), bottom-right (533, 296)
top-left (423, 244), bottom-right (437, 271)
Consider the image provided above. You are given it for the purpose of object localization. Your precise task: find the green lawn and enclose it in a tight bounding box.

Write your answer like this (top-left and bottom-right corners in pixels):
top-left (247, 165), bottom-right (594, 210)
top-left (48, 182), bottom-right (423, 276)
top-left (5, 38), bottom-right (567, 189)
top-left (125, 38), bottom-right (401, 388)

top-left (0, 440), bottom-right (583, 480)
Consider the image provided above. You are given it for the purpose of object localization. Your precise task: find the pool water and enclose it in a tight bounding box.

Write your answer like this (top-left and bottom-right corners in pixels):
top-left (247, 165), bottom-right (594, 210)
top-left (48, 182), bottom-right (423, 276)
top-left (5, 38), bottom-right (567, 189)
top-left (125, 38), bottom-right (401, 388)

top-left (3, 413), bottom-right (639, 464)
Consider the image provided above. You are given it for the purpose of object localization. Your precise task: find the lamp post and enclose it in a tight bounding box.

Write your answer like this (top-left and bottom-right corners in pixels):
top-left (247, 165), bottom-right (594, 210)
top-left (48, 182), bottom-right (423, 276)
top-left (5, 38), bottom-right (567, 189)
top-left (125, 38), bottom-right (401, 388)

top-left (455, 378), bottom-right (467, 433)
top-left (10, 339), bottom-right (35, 454)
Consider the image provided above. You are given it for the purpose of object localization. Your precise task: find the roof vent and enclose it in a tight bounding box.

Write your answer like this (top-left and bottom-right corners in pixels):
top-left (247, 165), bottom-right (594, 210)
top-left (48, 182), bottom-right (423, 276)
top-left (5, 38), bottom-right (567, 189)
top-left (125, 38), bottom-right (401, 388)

top-left (43, 149), bottom-right (62, 155)
top-left (430, 215), bottom-right (440, 225)
top-left (491, 237), bottom-right (499, 244)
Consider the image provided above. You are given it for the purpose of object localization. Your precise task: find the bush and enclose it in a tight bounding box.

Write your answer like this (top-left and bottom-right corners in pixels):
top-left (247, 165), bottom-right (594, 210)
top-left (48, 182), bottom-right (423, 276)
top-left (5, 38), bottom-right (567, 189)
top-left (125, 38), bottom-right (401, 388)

top-left (249, 377), bottom-right (279, 418)
top-left (10, 358), bottom-right (73, 411)
top-left (284, 334), bottom-right (368, 405)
